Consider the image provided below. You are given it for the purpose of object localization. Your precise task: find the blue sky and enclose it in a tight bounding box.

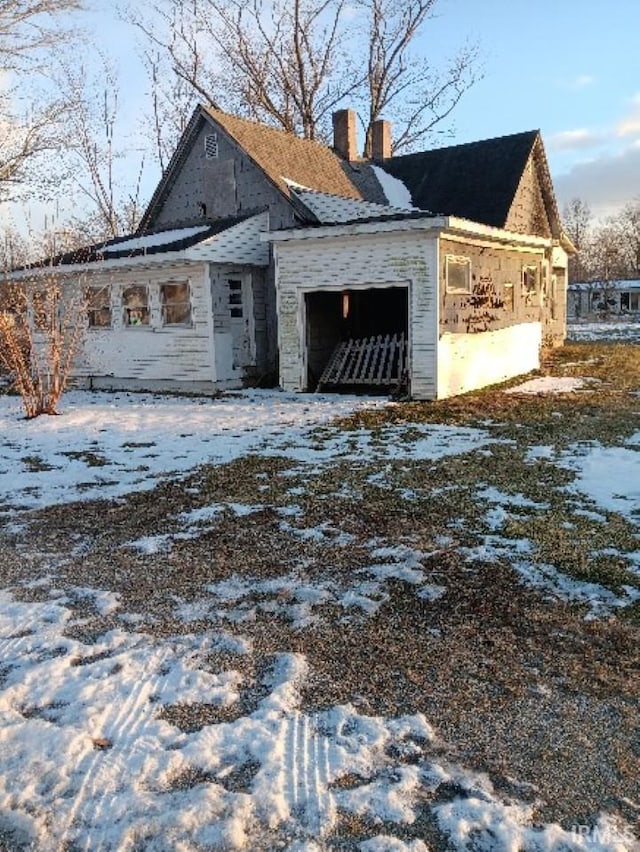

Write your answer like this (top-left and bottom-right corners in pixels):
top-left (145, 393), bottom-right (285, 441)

top-left (11, 0), bottom-right (640, 233)
top-left (427, 0), bottom-right (640, 217)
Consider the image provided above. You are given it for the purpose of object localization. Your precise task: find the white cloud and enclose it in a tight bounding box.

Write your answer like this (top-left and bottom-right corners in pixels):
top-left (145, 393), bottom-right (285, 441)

top-left (553, 145), bottom-right (640, 219)
top-left (561, 74), bottom-right (595, 90)
top-left (614, 93), bottom-right (640, 138)
top-left (547, 128), bottom-right (603, 152)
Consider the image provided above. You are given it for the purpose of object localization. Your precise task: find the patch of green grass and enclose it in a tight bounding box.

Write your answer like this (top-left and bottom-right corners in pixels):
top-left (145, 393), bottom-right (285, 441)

top-left (333, 342), bottom-right (640, 451)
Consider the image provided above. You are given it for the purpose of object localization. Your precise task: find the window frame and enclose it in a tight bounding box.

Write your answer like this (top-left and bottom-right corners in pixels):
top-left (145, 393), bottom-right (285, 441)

top-left (445, 255), bottom-right (472, 295)
top-left (122, 284), bottom-right (150, 328)
top-left (521, 264), bottom-right (539, 300)
top-left (160, 281), bottom-right (192, 327)
top-left (228, 277), bottom-right (244, 319)
top-left (86, 285), bottom-right (112, 329)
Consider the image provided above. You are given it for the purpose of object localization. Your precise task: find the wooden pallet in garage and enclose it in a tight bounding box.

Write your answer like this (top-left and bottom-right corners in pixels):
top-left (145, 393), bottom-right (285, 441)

top-left (316, 332), bottom-right (407, 392)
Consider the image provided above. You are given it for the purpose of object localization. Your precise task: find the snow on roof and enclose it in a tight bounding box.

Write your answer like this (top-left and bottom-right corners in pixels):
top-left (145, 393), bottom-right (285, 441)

top-left (101, 225), bottom-right (211, 255)
top-left (370, 164), bottom-right (416, 210)
top-left (291, 187), bottom-right (415, 224)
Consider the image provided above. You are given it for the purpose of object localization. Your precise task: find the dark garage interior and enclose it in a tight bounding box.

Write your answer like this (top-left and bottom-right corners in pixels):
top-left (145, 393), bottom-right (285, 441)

top-left (304, 286), bottom-right (409, 392)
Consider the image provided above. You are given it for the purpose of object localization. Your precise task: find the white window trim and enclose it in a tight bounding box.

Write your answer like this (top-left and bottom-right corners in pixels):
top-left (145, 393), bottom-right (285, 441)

top-left (445, 255), bottom-right (472, 294)
top-left (86, 285), bottom-right (112, 330)
top-left (522, 264), bottom-right (539, 296)
top-left (122, 284), bottom-right (151, 329)
top-left (160, 280), bottom-right (192, 327)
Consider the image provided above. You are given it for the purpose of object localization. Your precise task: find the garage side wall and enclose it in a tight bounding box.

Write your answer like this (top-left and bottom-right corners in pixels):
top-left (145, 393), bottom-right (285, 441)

top-left (274, 229), bottom-right (439, 399)
top-left (437, 322), bottom-right (542, 399)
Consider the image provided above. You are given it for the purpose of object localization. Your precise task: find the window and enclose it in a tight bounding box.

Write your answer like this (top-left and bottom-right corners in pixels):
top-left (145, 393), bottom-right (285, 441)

top-left (522, 265), bottom-right (538, 299)
top-left (445, 255), bottom-right (471, 294)
top-left (621, 291), bottom-right (640, 312)
top-left (204, 133), bottom-right (218, 159)
top-left (161, 282), bottom-right (191, 325)
top-left (228, 278), bottom-right (243, 318)
top-left (503, 281), bottom-right (515, 312)
top-left (122, 285), bottom-right (150, 326)
top-left (86, 286), bottom-right (111, 328)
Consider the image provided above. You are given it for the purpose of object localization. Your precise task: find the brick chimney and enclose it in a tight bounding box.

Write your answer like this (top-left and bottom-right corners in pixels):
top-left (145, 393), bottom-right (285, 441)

top-left (332, 109), bottom-right (358, 160)
top-left (371, 119), bottom-right (391, 161)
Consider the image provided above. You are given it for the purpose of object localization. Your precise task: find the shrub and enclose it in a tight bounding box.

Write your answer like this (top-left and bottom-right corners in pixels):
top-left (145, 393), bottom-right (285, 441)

top-left (0, 273), bottom-right (87, 418)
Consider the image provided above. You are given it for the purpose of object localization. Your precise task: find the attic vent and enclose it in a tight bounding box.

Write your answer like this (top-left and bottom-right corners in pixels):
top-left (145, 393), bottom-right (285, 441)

top-left (204, 133), bottom-right (218, 159)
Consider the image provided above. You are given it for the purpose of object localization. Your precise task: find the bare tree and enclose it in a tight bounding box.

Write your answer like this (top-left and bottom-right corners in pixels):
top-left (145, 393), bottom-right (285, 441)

top-left (131, 0), bottom-right (479, 158)
top-left (612, 197), bottom-right (640, 280)
top-left (0, 0), bottom-right (82, 197)
top-left (51, 58), bottom-right (147, 240)
top-left (358, 0), bottom-right (479, 155)
top-left (0, 0), bottom-right (81, 70)
top-left (562, 197), bottom-right (592, 283)
top-left (145, 49), bottom-right (196, 171)
top-left (0, 271), bottom-right (87, 417)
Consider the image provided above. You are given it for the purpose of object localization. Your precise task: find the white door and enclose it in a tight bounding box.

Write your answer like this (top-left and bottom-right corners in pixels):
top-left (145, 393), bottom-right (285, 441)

top-left (227, 273), bottom-right (256, 369)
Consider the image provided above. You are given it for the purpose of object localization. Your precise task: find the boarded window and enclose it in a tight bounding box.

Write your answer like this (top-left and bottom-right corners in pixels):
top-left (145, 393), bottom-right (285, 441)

top-left (161, 282), bottom-right (191, 325)
top-left (86, 286), bottom-right (111, 328)
top-left (445, 256), bottom-right (471, 294)
top-left (204, 133), bottom-right (218, 159)
top-left (122, 285), bottom-right (150, 326)
top-left (522, 265), bottom-right (538, 297)
top-left (228, 278), bottom-right (243, 318)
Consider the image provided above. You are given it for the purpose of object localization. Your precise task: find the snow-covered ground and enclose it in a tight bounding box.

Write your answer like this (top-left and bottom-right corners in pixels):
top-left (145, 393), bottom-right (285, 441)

top-left (567, 320), bottom-right (640, 343)
top-left (0, 389), bottom-right (638, 850)
top-left (1, 591), bottom-right (636, 851)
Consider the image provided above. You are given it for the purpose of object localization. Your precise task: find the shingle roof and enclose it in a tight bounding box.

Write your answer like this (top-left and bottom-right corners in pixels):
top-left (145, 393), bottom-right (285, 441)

top-left (291, 187), bottom-right (413, 224)
top-left (204, 107), bottom-right (366, 201)
top-left (20, 216), bottom-right (255, 270)
top-left (383, 130), bottom-right (540, 227)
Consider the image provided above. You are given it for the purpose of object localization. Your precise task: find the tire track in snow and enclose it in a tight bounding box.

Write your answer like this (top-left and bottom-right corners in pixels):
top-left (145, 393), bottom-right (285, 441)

top-left (285, 711), bottom-right (334, 836)
top-left (57, 644), bottom-right (174, 852)
top-left (0, 597), bottom-right (65, 704)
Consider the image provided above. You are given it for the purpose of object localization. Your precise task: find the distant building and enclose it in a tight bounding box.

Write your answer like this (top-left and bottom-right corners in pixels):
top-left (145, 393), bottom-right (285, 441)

top-left (568, 280), bottom-right (640, 321)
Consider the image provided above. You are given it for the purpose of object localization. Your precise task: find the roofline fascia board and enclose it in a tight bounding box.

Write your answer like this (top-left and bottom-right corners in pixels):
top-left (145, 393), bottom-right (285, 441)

top-left (138, 107), bottom-right (205, 232)
top-left (265, 214), bottom-right (553, 248)
top-left (445, 217), bottom-right (553, 248)
top-left (7, 252), bottom-right (206, 280)
top-left (266, 216), bottom-right (449, 241)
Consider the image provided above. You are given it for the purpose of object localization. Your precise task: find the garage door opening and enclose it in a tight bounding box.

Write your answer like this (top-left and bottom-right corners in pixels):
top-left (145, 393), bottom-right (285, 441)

top-left (304, 286), bottom-right (409, 393)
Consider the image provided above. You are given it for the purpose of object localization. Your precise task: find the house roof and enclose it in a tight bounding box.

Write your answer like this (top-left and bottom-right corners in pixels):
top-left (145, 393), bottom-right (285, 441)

top-left (382, 130), bottom-right (540, 227)
top-left (139, 106), bottom-right (568, 246)
top-left (12, 214), bottom-right (269, 276)
top-left (291, 187), bottom-right (414, 224)
top-left (139, 107), bottom-right (381, 231)
top-left (568, 279), bottom-right (640, 291)
top-left (204, 107), bottom-right (370, 201)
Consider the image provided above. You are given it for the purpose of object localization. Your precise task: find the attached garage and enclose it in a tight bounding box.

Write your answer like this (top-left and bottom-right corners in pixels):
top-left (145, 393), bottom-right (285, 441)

top-left (269, 213), bottom-right (568, 401)
top-left (271, 217), bottom-right (441, 400)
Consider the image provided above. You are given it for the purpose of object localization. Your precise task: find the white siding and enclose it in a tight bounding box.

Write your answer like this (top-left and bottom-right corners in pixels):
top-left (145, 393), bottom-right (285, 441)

top-left (188, 212), bottom-right (270, 266)
top-left (437, 322), bottom-right (542, 399)
top-left (73, 262), bottom-right (217, 386)
top-left (274, 229), bottom-right (439, 399)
